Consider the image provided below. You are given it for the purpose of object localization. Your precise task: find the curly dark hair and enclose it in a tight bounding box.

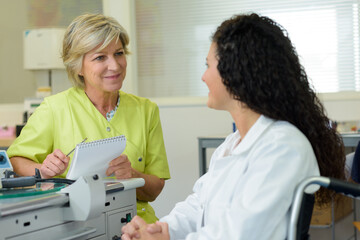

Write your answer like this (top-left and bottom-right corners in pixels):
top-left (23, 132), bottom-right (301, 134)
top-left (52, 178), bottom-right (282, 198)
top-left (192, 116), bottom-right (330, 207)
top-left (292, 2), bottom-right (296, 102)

top-left (212, 13), bottom-right (345, 204)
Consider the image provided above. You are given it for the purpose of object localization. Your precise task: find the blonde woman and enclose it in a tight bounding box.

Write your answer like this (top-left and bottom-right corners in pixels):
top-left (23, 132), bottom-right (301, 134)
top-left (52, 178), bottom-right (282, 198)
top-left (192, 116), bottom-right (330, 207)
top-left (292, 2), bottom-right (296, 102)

top-left (8, 13), bottom-right (170, 223)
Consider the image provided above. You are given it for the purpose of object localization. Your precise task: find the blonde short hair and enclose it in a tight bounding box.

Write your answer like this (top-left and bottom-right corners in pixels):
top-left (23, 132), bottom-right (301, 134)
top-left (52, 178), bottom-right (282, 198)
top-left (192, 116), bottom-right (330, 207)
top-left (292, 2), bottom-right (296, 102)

top-left (62, 13), bottom-right (130, 88)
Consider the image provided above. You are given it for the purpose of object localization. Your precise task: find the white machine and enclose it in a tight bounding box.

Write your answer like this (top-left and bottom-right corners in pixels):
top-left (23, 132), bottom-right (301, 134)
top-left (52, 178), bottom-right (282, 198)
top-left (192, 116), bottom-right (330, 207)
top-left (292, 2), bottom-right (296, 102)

top-left (23, 97), bottom-right (44, 122)
top-left (0, 174), bottom-right (144, 239)
top-left (23, 28), bottom-right (70, 99)
top-left (23, 28), bottom-right (65, 70)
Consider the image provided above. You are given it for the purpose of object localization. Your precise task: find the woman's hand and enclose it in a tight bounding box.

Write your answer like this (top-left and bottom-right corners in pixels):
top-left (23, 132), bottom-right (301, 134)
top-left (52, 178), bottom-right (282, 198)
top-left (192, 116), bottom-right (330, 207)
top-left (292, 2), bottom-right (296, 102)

top-left (107, 154), bottom-right (165, 201)
top-left (40, 149), bottom-right (70, 179)
top-left (121, 216), bottom-right (169, 240)
top-left (106, 154), bottom-right (133, 179)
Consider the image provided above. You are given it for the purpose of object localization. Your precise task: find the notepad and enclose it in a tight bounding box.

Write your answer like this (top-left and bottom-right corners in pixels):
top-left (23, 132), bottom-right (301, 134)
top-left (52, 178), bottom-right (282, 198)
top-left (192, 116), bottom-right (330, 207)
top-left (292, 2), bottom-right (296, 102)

top-left (66, 135), bottom-right (126, 180)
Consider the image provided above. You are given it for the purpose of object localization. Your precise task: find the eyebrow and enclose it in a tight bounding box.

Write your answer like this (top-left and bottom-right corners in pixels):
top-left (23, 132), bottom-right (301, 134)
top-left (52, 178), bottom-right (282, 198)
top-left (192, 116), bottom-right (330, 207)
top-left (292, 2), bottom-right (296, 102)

top-left (93, 47), bottom-right (124, 55)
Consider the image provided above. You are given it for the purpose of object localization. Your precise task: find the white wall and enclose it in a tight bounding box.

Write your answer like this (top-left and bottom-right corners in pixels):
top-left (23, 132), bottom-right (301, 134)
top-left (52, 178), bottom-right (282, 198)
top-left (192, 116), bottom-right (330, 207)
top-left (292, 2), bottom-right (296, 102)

top-left (319, 92), bottom-right (360, 122)
top-left (0, 104), bottom-right (23, 126)
top-left (153, 103), bottom-right (233, 217)
top-left (0, 0), bottom-right (37, 103)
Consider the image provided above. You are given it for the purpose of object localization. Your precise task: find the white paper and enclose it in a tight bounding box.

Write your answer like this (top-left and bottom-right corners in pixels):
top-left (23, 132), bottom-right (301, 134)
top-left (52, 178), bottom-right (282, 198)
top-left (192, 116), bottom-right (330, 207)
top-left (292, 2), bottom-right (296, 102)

top-left (66, 135), bottom-right (126, 180)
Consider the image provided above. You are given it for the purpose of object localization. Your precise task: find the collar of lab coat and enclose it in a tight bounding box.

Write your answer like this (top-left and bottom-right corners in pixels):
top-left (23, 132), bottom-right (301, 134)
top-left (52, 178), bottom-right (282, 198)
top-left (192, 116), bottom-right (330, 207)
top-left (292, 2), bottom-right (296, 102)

top-left (229, 115), bottom-right (275, 155)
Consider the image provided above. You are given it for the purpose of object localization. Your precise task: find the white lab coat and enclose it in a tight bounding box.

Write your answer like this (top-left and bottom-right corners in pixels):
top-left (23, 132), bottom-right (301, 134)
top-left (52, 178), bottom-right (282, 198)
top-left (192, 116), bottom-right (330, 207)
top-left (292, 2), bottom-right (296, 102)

top-left (161, 115), bottom-right (320, 240)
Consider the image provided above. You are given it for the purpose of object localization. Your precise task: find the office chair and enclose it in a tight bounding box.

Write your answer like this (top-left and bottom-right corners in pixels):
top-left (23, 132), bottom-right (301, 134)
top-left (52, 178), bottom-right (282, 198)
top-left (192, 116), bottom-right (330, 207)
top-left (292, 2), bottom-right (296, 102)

top-left (288, 176), bottom-right (360, 240)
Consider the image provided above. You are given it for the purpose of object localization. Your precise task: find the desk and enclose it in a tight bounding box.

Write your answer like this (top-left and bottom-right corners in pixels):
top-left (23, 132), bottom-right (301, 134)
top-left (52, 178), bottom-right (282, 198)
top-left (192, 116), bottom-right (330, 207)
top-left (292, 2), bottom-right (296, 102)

top-left (198, 133), bottom-right (360, 176)
top-left (198, 136), bottom-right (226, 177)
top-left (341, 133), bottom-right (360, 148)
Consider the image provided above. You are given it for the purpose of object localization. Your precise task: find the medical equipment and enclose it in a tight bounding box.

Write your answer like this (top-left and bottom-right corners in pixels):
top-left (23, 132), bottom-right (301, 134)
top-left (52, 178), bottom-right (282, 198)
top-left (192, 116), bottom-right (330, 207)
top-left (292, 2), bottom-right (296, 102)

top-left (23, 97), bottom-right (44, 123)
top-left (0, 150), bottom-right (13, 179)
top-left (0, 173), bottom-right (144, 239)
top-left (23, 28), bottom-right (65, 70)
top-left (23, 28), bottom-right (69, 99)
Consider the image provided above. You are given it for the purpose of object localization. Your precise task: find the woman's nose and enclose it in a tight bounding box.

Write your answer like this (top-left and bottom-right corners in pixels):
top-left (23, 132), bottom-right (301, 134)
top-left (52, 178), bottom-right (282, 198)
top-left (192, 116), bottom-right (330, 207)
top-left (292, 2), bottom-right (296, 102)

top-left (201, 73), bottom-right (206, 82)
top-left (108, 57), bottom-right (121, 70)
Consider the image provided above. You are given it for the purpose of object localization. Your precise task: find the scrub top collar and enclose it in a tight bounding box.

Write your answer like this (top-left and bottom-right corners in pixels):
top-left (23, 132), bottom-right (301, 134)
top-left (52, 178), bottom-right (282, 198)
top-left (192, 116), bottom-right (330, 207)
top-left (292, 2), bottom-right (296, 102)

top-left (79, 88), bottom-right (121, 122)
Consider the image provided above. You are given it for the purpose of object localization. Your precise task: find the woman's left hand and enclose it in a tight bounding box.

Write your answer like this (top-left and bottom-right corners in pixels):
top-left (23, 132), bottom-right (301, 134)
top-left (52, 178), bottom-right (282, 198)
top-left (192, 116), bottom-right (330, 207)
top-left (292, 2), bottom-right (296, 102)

top-left (106, 154), bottom-right (133, 179)
top-left (107, 154), bottom-right (165, 202)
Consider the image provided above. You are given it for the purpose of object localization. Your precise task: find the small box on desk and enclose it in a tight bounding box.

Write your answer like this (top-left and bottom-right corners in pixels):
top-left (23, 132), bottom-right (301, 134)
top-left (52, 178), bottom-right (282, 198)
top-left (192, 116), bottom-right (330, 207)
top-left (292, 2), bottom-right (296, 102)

top-left (310, 195), bottom-right (353, 225)
top-left (0, 126), bottom-right (15, 138)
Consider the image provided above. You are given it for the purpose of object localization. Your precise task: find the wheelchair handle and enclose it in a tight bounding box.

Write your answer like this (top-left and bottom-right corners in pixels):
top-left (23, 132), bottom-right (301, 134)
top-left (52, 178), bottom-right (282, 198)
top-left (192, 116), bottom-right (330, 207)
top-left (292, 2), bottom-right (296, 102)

top-left (288, 176), bottom-right (359, 240)
top-left (328, 177), bottom-right (360, 198)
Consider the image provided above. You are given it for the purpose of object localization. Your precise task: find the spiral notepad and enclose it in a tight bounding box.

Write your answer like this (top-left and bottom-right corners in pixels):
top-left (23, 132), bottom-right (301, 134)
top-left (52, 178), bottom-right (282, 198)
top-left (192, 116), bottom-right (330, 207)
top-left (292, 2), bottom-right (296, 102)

top-left (66, 135), bottom-right (126, 180)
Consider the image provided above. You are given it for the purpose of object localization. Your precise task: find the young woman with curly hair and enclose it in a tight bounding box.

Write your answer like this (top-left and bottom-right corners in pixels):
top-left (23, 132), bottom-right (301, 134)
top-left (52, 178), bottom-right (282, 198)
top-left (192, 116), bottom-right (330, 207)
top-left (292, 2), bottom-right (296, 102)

top-left (121, 13), bottom-right (345, 240)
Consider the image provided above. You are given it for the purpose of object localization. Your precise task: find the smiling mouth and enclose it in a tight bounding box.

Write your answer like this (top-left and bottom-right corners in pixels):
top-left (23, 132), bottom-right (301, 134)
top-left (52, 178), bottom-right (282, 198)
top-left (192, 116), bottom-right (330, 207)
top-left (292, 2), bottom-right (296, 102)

top-left (105, 74), bottom-right (121, 79)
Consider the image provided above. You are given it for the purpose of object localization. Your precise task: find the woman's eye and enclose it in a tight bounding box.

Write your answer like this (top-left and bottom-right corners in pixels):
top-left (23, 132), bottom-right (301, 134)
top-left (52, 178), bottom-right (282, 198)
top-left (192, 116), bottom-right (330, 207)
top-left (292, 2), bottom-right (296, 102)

top-left (94, 55), bottom-right (104, 61)
top-left (115, 51), bottom-right (124, 56)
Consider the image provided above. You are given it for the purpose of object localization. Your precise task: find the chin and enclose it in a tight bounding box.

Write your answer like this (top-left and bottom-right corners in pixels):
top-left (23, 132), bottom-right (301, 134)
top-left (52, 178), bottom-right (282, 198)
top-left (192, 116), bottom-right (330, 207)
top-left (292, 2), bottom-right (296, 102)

top-left (206, 100), bottom-right (215, 109)
top-left (110, 83), bottom-right (123, 92)
top-left (207, 101), bottom-right (225, 111)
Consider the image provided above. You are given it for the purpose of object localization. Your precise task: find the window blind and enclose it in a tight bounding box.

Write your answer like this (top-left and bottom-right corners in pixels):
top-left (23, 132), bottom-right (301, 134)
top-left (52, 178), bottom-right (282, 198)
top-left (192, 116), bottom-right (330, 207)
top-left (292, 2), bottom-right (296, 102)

top-left (135, 0), bottom-right (360, 97)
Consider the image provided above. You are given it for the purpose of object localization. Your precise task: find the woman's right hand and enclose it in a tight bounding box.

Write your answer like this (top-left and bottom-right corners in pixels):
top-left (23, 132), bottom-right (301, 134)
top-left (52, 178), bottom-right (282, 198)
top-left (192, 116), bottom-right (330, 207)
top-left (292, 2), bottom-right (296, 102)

top-left (39, 149), bottom-right (70, 179)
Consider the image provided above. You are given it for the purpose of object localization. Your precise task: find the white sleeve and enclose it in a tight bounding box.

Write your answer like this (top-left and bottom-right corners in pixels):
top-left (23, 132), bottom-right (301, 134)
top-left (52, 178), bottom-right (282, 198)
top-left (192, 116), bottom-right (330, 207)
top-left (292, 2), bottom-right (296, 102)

top-left (160, 174), bottom-right (208, 240)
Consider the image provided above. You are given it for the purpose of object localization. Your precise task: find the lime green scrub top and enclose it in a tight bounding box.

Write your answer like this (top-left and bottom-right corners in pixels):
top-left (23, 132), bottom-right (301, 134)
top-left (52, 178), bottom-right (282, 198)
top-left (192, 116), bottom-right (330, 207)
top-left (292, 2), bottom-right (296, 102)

top-left (7, 87), bottom-right (170, 223)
